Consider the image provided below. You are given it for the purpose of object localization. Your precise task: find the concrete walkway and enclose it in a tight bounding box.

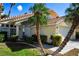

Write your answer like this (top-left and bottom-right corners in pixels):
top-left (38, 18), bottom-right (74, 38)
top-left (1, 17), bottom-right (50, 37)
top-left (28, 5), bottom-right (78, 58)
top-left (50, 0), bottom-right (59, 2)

top-left (44, 40), bottom-right (79, 54)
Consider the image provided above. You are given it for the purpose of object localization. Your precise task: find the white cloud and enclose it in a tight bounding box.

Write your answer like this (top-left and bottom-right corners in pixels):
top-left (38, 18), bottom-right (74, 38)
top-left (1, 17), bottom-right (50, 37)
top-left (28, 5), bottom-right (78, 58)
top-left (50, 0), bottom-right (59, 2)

top-left (17, 5), bottom-right (23, 11)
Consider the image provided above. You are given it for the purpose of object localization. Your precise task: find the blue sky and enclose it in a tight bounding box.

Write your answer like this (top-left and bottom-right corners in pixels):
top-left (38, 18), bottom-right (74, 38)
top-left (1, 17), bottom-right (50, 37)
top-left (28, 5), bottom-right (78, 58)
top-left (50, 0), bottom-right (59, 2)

top-left (3, 3), bottom-right (70, 16)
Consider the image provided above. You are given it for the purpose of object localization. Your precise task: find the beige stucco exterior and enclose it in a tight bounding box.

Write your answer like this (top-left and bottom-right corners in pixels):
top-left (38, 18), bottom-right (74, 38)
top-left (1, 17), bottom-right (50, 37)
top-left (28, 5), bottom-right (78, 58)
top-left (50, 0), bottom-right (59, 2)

top-left (57, 20), bottom-right (77, 40)
top-left (0, 9), bottom-right (78, 41)
top-left (22, 24), bottom-right (57, 40)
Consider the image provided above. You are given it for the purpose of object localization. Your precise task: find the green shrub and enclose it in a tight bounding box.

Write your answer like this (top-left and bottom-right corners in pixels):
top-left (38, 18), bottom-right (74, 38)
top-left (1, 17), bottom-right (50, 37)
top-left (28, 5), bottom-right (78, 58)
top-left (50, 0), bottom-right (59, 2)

top-left (32, 34), bottom-right (37, 42)
top-left (10, 35), bottom-right (18, 42)
top-left (76, 32), bottom-right (79, 39)
top-left (31, 34), bottom-right (47, 43)
top-left (24, 36), bottom-right (34, 44)
top-left (52, 34), bottom-right (62, 46)
top-left (0, 34), bottom-right (5, 42)
top-left (40, 35), bottom-right (47, 43)
top-left (0, 31), bottom-right (7, 42)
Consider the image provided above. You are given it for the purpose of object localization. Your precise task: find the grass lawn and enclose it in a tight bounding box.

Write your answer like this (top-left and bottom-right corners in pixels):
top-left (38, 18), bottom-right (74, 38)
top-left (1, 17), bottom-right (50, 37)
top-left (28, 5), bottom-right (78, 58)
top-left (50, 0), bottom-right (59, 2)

top-left (0, 42), bottom-right (41, 56)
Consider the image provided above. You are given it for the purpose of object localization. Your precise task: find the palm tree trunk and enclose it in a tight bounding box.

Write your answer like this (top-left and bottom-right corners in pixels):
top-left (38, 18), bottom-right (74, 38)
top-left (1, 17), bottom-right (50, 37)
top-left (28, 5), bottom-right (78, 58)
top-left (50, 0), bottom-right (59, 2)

top-left (8, 4), bottom-right (12, 37)
top-left (8, 3), bottom-right (15, 17)
top-left (36, 19), bottom-right (46, 55)
top-left (8, 5), bottom-right (12, 17)
top-left (0, 13), bottom-right (1, 19)
top-left (51, 21), bottom-right (78, 56)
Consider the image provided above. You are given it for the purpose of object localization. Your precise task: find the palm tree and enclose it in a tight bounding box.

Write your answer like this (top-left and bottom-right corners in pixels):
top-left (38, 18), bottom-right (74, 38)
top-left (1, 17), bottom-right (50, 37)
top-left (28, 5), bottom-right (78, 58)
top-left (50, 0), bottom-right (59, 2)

top-left (8, 3), bottom-right (16, 17)
top-left (51, 3), bottom-right (79, 55)
top-left (1, 14), bottom-right (8, 19)
top-left (28, 3), bottom-right (49, 55)
top-left (0, 3), bottom-right (4, 19)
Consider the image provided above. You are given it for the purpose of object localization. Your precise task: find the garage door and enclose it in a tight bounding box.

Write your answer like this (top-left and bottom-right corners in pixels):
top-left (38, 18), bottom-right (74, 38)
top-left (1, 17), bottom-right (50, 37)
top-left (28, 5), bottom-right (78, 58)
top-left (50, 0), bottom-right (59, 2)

top-left (58, 26), bottom-right (70, 39)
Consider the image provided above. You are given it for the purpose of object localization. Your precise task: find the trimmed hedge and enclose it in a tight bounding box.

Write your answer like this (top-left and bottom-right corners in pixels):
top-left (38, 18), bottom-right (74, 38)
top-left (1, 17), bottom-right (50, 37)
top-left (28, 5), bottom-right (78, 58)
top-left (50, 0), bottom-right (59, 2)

top-left (31, 34), bottom-right (47, 43)
top-left (0, 34), bottom-right (5, 42)
top-left (32, 34), bottom-right (37, 42)
top-left (76, 32), bottom-right (79, 39)
top-left (40, 35), bottom-right (47, 43)
top-left (24, 36), bottom-right (34, 44)
top-left (10, 35), bottom-right (18, 42)
top-left (52, 34), bottom-right (62, 46)
top-left (0, 31), bottom-right (7, 42)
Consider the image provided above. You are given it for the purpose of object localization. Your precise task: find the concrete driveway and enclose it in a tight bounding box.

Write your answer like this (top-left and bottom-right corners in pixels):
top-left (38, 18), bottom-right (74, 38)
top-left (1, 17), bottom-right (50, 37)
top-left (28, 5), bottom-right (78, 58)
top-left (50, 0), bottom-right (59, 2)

top-left (44, 40), bottom-right (79, 55)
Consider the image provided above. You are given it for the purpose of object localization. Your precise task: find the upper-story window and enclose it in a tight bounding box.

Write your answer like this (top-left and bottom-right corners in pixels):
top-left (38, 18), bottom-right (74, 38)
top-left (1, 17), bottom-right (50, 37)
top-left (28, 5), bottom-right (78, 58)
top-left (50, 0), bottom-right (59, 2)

top-left (10, 25), bottom-right (13, 27)
top-left (1, 24), bottom-right (4, 27)
top-left (14, 26), bottom-right (16, 28)
top-left (1, 24), bottom-right (16, 28)
top-left (6, 24), bottom-right (9, 27)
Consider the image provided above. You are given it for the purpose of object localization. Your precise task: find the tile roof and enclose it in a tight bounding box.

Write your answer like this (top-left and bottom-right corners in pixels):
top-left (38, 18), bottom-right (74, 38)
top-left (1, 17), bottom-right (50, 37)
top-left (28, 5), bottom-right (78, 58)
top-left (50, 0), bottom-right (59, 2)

top-left (0, 9), bottom-right (63, 25)
top-left (48, 9), bottom-right (59, 18)
top-left (0, 13), bottom-right (33, 22)
top-left (48, 16), bottom-right (64, 25)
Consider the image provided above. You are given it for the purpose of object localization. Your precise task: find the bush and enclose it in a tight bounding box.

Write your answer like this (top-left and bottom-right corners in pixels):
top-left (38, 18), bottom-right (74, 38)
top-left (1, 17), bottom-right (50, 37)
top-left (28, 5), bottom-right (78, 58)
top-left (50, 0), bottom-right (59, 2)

top-left (76, 32), bottom-right (79, 39)
top-left (0, 34), bottom-right (5, 42)
top-left (32, 34), bottom-right (37, 42)
top-left (24, 36), bottom-right (34, 44)
top-left (0, 31), bottom-right (7, 42)
top-left (52, 34), bottom-right (62, 46)
top-left (40, 35), bottom-right (47, 43)
top-left (32, 34), bottom-right (47, 43)
top-left (10, 35), bottom-right (18, 42)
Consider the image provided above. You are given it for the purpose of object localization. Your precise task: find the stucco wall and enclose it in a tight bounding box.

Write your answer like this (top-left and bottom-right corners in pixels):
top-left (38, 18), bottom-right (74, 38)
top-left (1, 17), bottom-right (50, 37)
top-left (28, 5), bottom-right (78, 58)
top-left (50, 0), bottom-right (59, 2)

top-left (23, 25), bottom-right (56, 38)
top-left (58, 25), bottom-right (76, 40)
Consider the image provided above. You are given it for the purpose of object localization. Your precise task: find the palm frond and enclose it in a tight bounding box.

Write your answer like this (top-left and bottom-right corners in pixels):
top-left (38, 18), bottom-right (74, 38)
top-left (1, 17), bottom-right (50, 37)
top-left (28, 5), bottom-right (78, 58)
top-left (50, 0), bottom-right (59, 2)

top-left (28, 3), bottom-right (49, 25)
top-left (65, 3), bottom-right (79, 23)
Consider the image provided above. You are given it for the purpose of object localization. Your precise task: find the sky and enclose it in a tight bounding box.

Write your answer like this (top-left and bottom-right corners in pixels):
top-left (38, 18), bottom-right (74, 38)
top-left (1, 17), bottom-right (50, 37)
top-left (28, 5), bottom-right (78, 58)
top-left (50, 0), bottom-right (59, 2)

top-left (2, 3), bottom-right (70, 16)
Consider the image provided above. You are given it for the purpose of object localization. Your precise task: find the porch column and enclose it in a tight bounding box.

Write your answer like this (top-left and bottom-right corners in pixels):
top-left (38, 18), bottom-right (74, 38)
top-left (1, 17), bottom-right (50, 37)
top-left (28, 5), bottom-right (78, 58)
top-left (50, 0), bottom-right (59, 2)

top-left (16, 25), bottom-right (19, 36)
top-left (8, 24), bottom-right (11, 37)
top-left (71, 30), bottom-right (76, 40)
top-left (16, 24), bottom-right (23, 40)
top-left (16, 24), bottom-right (21, 41)
top-left (19, 25), bottom-right (23, 39)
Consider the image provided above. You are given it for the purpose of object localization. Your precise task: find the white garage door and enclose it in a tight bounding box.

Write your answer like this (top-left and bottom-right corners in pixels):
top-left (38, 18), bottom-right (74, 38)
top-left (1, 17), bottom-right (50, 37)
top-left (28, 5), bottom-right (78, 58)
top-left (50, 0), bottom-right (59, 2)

top-left (58, 26), bottom-right (70, 39)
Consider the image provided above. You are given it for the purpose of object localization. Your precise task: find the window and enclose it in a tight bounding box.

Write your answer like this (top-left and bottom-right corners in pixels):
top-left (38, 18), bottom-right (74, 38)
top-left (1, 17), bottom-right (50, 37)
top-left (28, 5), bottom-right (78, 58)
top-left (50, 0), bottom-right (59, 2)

top-left (10, 29), bottom-right (16, 35)
top-left (1, 24), bottom-right (4, 27)
top-left (6, 24), bottom-right (9, 27)
top-left (10, 25), bottom-right (13, 27)
top-left (14, 26), bottom-right (16, 28)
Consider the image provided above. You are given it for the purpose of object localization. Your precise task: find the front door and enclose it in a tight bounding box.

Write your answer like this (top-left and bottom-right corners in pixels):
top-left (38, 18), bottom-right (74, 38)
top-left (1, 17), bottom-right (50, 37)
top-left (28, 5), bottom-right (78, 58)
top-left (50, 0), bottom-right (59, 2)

top-left (76, 32), bottom-right (79, 40)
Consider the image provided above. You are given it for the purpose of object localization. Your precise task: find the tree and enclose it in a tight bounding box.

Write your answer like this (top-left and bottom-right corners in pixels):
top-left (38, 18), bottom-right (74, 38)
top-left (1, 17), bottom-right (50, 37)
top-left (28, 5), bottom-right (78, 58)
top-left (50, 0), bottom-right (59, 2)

top-left (1, 14), bottom-right (8, 19)
top-left (8, 3), bottom-right (16, 17)
top-left (51, 3), bottom-right (79, 56)
top-left (0, 3), bottom-right (4, 19)
top-left (28, 3), bottom-right (49, 55)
